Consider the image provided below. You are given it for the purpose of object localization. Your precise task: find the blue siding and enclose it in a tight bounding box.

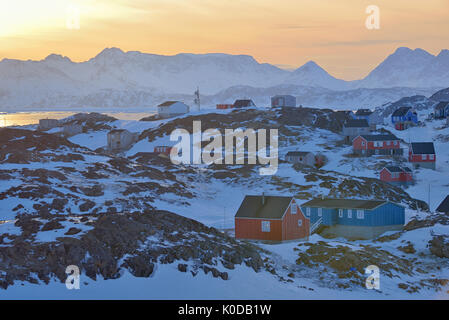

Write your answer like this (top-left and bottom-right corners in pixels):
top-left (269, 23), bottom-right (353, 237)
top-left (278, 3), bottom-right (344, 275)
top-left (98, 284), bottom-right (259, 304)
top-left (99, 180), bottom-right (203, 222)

top-left (301, 202), bottom-right (404, 227)
top-left (391, 110), bottom-right (418, 125)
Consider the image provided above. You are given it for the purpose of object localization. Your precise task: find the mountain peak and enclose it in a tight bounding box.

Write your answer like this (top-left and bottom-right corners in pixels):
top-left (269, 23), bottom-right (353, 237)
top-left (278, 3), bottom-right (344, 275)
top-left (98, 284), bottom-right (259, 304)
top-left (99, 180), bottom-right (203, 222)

top-left (95, 47), bottom-right (126, 58)
top-left (44, 54), bottom-right (72, 63)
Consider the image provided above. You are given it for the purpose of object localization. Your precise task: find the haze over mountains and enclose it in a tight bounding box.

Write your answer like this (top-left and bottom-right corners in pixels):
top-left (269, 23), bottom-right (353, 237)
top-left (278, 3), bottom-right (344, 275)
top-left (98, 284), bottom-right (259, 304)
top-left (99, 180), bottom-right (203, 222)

top-left (0, 47), bottom-right (448, 110)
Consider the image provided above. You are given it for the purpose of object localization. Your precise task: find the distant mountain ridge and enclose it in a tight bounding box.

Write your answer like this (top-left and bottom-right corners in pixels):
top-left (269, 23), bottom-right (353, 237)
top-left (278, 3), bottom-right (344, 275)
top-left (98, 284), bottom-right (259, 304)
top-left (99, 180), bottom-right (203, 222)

top-left (0, 47), bottom-right (448, 109)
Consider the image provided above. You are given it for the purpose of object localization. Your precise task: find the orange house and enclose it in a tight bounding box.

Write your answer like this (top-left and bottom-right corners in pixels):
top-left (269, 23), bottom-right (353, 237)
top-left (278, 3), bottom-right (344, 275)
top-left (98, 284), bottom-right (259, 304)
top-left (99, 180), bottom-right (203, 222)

top-left (235, 195), bottom-right (309, 241)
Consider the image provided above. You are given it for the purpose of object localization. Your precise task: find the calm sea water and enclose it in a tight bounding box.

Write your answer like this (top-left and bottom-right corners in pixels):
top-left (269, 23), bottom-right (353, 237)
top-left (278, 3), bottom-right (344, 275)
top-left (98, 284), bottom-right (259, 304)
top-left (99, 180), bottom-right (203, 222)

top-left (0, 111), bottom-right (154, 127)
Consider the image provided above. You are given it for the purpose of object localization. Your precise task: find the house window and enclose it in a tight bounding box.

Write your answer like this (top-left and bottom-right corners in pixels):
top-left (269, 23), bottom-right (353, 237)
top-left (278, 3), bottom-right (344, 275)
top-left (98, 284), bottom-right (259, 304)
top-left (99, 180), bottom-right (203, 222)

top-left (422, 154), bottom-right (427, 160)
top-left (338, 209), bottom-right (343, 218)
top-left (429, 154), bottom-right (434, 160)
top-left (298, 219), bottom-right (303, 227)
top-left (306, 207), bottom-right (311, 216)
top-left (261, 221), bottom-right (270, 232)
top-left (348, 209), bottom-right (352, 218)
top-left (318, 208), bottom-right (322, 217)
top-left (357, 210), bottom-right (364, 219)
top-left (291, 203), bottom-right (297, 214)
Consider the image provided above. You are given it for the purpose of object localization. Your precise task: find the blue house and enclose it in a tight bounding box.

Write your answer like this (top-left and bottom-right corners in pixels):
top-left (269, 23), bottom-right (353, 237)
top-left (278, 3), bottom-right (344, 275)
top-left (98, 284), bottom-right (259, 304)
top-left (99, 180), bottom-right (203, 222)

top-left (300, 198), bottom-right (405, 240)
top-left (391, 107), bottom-right (418, 130)
top-left (434, 101), bottom-right (449, 119)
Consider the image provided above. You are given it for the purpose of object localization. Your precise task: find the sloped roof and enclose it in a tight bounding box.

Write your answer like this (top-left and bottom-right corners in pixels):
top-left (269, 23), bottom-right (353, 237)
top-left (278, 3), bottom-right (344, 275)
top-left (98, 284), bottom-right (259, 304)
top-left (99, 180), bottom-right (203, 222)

top-left (384, 166), bottom-right (412, 173)
top-left (392, 106), bottom-right (413, 117)
top-left (158, 101), bottom-right (179, 107)
top-left (235, 195), bottom-right (293, 219)
top-left (434, 101), bottom-right (449, 111)
top-left (355, 109), bottom-right (373, 116)
top-left (233, 99), bottom-right (255, 108)
top-left (301, 198), bottom-right (389, 210)
top-left (410, 142), bottom-right (435, 154)
top-left (344, 119), bottom-right (369, 128)
top-left (359, 134), bottom-right (399, 142)
top-left (286, 151), bottom-right (312, 157)
top-left (436, 195), bottom-right (449, 213)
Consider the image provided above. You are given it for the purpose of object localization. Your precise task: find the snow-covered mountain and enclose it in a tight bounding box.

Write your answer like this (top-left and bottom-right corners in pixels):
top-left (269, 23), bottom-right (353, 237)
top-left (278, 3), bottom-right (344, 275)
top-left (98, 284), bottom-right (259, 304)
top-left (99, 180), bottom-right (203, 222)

top-left (358, 47), bottom-right (449, 88)
top-left (283, 61), bottom-right (351, 90)
top-left (0, 47), bottom-right (449, 110)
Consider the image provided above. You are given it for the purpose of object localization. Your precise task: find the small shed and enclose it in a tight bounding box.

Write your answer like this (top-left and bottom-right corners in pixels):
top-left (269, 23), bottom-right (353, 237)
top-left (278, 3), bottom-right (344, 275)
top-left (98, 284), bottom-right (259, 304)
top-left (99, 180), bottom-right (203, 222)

top-left (285, 151), bottom-right (315, 166)
top-left (216, 104), bottom-right (234, 110)
top-left (271, 95), bottom-right (296, 108)
top-left (380, 166), bottom-right (413, 186)
top-left (39, 119), bottom-right (59, 131)
top-left (409, 142), bottom-right (436, 170)
top-left (107, 129), bottom-right (138, 151)
top-left (157, 101), bottom-right (190, 118)
top-left (62, 124), bottom-right (83, 137)
top-left (154, 146), bottom-right (176, 157)
top-left (233, 99), bottom-right (256, 108)
top-left (235, 195), bottom-right (309, 241)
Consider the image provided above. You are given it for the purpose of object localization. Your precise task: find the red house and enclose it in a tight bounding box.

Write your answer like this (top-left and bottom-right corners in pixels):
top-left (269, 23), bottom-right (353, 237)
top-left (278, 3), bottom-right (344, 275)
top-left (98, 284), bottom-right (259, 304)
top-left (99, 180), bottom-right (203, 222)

top-left (409, 142), bottom-right (436, 170)
top-left (235, 195), bottom-right (309, 241)
top-left (353, 134), bottom-right (403, 157)
top-left (154, 146), bottom-right (176, 156)
top-left (380, 166), bottom-right (413, 186)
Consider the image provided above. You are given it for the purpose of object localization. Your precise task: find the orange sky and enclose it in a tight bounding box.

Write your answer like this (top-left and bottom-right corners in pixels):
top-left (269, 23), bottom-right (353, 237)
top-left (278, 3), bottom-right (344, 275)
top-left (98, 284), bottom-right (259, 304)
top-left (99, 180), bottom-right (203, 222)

top-left (0, 0), bottom-right (448, 80)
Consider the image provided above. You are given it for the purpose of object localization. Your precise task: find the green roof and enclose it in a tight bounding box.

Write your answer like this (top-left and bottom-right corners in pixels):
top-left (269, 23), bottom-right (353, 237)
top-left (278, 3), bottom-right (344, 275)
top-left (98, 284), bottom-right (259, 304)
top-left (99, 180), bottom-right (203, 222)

top-left (301, 198), bottom-right (388, 210)
top-left (235, 195), bottom-right (293, 219)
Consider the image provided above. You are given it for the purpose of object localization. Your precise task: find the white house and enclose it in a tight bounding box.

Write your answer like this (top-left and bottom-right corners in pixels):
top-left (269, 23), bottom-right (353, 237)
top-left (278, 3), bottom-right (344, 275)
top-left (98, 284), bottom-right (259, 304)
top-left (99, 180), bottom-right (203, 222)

top-left (157, 101), bottom-right (190, 118)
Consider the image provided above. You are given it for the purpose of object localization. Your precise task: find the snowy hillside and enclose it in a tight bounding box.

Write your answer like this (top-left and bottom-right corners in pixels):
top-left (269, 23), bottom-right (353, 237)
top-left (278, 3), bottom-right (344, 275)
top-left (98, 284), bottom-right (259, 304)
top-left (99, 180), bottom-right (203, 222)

top-left (1, 107), bottom-right (448, 299)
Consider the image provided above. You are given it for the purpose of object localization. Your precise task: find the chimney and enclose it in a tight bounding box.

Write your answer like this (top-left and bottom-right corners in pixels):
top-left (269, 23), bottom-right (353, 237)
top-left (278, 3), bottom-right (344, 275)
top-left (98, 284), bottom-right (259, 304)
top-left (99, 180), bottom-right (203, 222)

top-left (262, 192), bottom-right (265, 205)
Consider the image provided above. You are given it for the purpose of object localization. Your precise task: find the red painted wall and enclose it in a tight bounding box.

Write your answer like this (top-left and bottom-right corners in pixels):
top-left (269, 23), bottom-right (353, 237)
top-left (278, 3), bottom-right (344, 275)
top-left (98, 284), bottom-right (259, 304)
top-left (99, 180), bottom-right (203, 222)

top-left (282, 200), bottom-right (310, 240)
top-left (353, 136), bottom-right (400, 151)
top-left (409, 151), bottom-right (436, 163)
top-left (380, 168), bottom-right (413, 182)
top-left (235, 200), bottom-right (310, 241)
top-left (235, 218), bottom-right (283, 241)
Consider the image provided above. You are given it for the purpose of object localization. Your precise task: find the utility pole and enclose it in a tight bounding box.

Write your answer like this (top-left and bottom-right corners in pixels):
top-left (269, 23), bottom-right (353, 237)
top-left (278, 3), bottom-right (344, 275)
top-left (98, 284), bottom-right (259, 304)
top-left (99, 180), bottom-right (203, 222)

top-left (194, 87), bottom-right (200, 112)
top-left (223, 207), bottom-right (226, 233)
top-left (428, 183), bottom-right (431, 212)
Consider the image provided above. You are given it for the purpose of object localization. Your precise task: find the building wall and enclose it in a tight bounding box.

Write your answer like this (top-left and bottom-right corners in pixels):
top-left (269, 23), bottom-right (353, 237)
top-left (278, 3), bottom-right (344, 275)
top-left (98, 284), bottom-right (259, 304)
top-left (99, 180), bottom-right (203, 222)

top-left (282, 200), bottom-right (310, 240)
top-left (301, 202), bottom-right (404, 228)
top-left (320, 224), bottom-right (403, 240)
top-left (271, 95), bottom-right (296, 108)
top-left (158, 102), bottom-right (189, 116)
top-left (235, 218), bottom-right (283, 241)
top-left (380, 169), bottom-right (413, 183)
top-left (39, 119), bottom-right (59, 130)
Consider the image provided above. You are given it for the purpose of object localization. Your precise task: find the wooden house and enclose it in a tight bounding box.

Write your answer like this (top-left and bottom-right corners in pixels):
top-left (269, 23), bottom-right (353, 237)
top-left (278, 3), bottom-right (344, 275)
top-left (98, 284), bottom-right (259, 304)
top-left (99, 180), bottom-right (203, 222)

top-left (391, 107), bottom-right (418, 130)
top-left (434, 101), bottom-right (449, 119)
top-left (157, 101), bottom-right (190, 118)
top-left (380, 166), bottom-right (413, 186)
top-left (235, 195), bottom-right (309, 241)
top-left (409, 142), bottom-right (436, 170)
top-left (271, 95), bottom-right (296, 108)
top-left (342, 119), bottom-right (370, 144)
top-left (300, 198), bottom-right (405, 240)
top-left (38, 119), bottom-right (59, 131)
top-left (352, 134), bottom-right (402, 157)
top-left (216, 104), bottom-right (234, 110)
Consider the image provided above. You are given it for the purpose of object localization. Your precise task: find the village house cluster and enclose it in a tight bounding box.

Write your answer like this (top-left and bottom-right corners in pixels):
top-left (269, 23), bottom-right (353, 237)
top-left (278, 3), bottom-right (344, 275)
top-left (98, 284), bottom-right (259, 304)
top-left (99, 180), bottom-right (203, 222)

top-left (36, 94), bottom-right (449, 243)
